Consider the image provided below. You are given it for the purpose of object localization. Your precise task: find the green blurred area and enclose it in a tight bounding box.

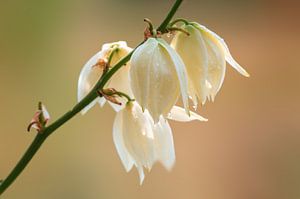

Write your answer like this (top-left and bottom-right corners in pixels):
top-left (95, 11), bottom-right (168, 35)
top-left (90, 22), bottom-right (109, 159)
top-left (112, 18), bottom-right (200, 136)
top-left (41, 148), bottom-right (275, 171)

top-left (0, 0), bottom-right (300, 198)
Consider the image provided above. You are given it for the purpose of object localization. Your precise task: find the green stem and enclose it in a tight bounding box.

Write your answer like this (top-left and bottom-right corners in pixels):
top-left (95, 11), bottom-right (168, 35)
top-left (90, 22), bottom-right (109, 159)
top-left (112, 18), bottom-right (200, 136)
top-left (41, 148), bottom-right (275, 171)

top-left (167, 27), bottom-right (190, 36)
top-left (107, 46), bottom-right (119, 67)
top-left (169, 18), bottom-right (189, 27)
top-left (0, 0), bottom-right (183, 196)
top-left (157, 0), bottom-right (183, 33)
top-left (115, 91), bottom-right (135, 103)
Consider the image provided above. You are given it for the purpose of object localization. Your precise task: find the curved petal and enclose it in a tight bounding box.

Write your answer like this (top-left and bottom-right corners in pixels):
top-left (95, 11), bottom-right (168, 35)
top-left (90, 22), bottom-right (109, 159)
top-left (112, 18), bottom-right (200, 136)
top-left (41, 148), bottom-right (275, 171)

top-left (98, 97), bottom-right (106, 107)
top-left (103, 42), bottom-right (133, 112)
top-left (129, 38), bottom-right (157, 112)
top-left (78, 41), bottom-right (133, 114)
top-left (137, 165), bottom-right (145, 185)
top-left (106, 43), bottom-right (133, 98)
top-left (130, 38), bottom-right (180, 122)
top-left (171, 24), bottom-right (209, 106)
top-left (200, 28), bottom-right (226, 101)
top-left (154, 118), bottom-right (175, 170)
top-left (159, 39), bottom-right (190, 116)
top-left (113, 111), bottom-right (134, 172)
top-left (168, 106), bottom-right (208, 122)
top-left (194, 23), bottom-right (250, 77)
top-left (77, 50), bottom-right (107, 114)
top-left (41, 104), bottom-right (50, 121)
top-left (122, 102), bottom-right (156, 170)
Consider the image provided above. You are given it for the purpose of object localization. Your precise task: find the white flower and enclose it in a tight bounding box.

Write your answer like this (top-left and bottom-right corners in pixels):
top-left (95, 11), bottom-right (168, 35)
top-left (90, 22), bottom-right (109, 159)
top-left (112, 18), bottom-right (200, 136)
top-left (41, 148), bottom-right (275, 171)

top-left (77, 41), bottom-right (133, 114)
top-left (113, 102), bottom-right (206, 184)
top-left (129, 38), bottom-right (190, 122)
top-left (171, 22), bottom-right (249, 107)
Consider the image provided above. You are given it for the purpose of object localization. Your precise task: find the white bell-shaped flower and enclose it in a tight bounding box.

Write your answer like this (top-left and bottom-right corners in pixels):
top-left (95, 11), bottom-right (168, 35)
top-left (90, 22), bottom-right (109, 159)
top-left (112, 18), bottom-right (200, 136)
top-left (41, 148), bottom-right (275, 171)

top-left (113, 102), bottom-right (206, 184)
top-left (77, 41), bottom-right (133, 114)
top-left (129, 38), bottom-right (189, 122)
top-left (171, 22), bottom-right (249, 107)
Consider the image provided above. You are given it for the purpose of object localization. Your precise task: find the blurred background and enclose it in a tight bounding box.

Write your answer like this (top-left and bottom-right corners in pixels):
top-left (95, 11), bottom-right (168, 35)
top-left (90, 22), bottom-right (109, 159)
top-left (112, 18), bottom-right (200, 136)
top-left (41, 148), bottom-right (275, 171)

top-left (0, 0), bottom-right (299, 198)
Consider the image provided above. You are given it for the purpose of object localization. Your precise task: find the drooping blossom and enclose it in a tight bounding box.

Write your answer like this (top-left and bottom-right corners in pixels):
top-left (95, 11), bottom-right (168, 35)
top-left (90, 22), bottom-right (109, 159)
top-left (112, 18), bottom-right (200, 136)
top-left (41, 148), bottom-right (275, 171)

top-left (171, 22), bottom-right (249, 107)
top-left (113, 102), bottom-right (207, 184)
top-left (129, 38), bottom-right (190, 122)
top-left (78, 41), bottom-right (133, 114)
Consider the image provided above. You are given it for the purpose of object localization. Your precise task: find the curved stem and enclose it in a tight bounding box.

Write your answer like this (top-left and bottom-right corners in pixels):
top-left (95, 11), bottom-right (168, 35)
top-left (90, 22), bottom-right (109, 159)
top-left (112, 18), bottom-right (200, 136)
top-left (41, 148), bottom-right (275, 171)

top-left (144, 18), bottom-right (154, 33)
top-left (169, 18), bottom-right (189, 27)
top-left (0, 0), bottom-right (183, 195)
top-left (115, 91), bottom-right (135, 103)
top-left (167, 27), bottom-right (190, 36)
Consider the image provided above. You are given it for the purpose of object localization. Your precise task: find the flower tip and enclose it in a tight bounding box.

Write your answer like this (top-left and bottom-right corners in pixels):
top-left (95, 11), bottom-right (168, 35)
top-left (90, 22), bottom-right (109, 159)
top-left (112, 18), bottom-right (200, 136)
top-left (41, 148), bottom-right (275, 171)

top-left (202, 117), bottom-right (208, 122)
top-left (193, 114), bottom-right (208, 122)
top-left (239, 68), bottom-right (250, 78)
top-left (163, 161), bottom-right (176, 171)
top-left (138, 167), bottom-right (145, 185)
top-left (244, 71), bottom-right (250, 78)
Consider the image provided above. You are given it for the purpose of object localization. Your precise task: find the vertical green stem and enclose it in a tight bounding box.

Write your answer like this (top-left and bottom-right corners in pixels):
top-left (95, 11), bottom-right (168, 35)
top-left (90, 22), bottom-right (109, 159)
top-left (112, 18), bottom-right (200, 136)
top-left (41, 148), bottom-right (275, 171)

top-left (0, 0), bottom-right (183, 196)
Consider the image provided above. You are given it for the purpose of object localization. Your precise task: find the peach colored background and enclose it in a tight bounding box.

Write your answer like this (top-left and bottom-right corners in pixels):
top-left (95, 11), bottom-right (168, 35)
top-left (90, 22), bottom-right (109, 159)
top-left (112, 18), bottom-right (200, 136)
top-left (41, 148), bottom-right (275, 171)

top-left (0, 0), bottom-right (299, 198)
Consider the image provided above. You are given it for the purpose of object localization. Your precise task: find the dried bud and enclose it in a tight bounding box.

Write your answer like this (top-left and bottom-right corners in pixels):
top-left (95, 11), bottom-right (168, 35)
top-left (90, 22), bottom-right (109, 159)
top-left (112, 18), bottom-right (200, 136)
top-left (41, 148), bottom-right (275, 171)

top-left (98, 89), bottom-right (122, 106)
top-left (93, 58), bottom-right (108, 70)
top-left (27, 102), bottom-right (50, 133)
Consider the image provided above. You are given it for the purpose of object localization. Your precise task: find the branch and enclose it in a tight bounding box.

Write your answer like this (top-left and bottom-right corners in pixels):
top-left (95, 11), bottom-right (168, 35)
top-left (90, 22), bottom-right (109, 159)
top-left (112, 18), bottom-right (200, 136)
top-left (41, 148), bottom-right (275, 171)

top-left (0, 0), bottom-right (183, 195)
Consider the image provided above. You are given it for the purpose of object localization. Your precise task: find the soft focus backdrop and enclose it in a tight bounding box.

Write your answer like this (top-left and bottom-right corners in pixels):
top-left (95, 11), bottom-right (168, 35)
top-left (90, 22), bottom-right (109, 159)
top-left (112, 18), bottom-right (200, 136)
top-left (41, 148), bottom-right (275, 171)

top-left (0, 0), bottom-right (299, 198)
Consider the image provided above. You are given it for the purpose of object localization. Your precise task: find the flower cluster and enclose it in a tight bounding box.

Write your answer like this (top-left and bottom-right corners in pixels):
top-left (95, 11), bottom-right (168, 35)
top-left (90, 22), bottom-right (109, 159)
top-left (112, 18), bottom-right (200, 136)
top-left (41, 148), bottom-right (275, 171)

top-left (78, 21), bottom-right (249, 184)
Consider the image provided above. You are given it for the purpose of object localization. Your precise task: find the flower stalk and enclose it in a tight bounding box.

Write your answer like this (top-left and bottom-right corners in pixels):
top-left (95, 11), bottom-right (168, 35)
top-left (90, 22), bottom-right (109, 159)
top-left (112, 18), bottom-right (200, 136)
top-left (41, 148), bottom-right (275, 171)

top-left (0, 0), bottom-right (184, 195)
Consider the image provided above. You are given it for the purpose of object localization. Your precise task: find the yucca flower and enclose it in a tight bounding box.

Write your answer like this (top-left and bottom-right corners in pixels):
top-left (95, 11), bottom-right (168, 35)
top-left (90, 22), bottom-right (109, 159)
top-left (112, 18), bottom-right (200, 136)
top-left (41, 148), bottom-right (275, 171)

top-left (113, 101), bottom-right (207, 184)
top-left (171, 22), bottom-right (249, 107)
top-left (77, 41), bottom-right (133, 114)
top-left (129, 38), bottom-right (190, 123)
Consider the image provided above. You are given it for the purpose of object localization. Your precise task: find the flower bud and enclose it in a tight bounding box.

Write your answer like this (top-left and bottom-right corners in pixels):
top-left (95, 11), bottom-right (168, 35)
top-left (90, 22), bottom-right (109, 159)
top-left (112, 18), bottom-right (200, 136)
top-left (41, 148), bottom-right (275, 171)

top-left (27, 102), bottom-right (50, 133)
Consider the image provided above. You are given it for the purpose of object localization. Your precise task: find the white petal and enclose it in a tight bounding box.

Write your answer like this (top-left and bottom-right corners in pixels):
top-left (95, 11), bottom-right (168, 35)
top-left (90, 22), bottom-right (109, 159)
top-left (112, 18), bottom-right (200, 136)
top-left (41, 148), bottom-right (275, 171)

top-left (106, 44), bottom-right (133, 97)
top-left (129, 38), bottom-right (157, 111)
top-left (104, 42), bottom-right (133, 111)
top-left (102, 41), bottom-right (130, 52)
top-left (122, 102), bottom-right (156, 170)
top-left (200, 29), bottom-right (226, 100)
top-left (77, 50), bottom-right (107, 114)
top-left (195, 24), bottom-right (250, 77)
top-left (130, 38), bottom-right (180, 122)
top-left (78, 41), bottom-right (133, 114)
top-left (98, 97), bottom-right (106, 107)
top-left (159, 39), bottom-right (190, 116)
top-left (154, 118), bottom-right (175, 170)
top-left (41, 104), bottom-right (50, 121)
top-left (113, 110), bottom-right (134, 172)
top-left (171, 24), bottom-right (209, 106)
top-left (137, 165), bottom-right (145, 185)
top-left (168, 106), bottom-right (208, 122)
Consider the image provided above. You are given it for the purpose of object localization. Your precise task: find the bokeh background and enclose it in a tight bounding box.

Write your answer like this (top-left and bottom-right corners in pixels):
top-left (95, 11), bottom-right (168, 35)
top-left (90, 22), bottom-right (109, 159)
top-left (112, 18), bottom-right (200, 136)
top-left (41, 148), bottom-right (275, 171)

top-left (0, 0), bottom-right (299, 198)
